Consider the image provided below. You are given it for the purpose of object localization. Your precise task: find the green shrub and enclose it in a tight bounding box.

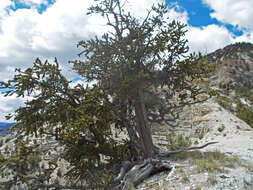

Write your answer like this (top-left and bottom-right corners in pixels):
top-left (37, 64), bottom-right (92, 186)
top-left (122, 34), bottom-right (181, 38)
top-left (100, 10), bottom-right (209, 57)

top-left (216, 95), bottom-right (233, 111)
top-left (194, 140), bottom-right (199, 145)
top-left (236, 101), bottom-right (253, 128)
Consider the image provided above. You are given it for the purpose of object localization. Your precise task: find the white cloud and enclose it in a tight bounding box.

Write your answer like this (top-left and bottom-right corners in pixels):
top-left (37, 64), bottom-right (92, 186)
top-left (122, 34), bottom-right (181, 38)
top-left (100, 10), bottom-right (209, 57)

top-left (0, 93), bottom-right (26, 122)
top-left (203, 0), bottom-right (253, 30)
top-left (237, 32), bottom-right (253, 43)
top-left (0, 0), bottom-right (101, 80)
top-left (19, 0), bottom-right (49, 6)
top-left (0, 0), bottom-right (13, 16)
top-left (125, 0), bottom-right (163, 18)
top-left (186, 25), bottom-right (235, 53)
top-left (166, 2), bottom-right (239, 54)
top-left (0, 0), bottom-right (167, 82)
top-left (189, 0), bottom-right (253, 53)
top-left (167, 8), bottom-right (188, 24)
top-left (0, 0), bottom-right (14, 33)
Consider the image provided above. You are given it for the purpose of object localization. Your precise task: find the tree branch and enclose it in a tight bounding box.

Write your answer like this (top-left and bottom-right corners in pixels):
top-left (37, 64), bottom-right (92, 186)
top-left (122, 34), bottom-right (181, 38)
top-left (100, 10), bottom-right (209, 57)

top-left (159, 142), bottom-right (218, 157)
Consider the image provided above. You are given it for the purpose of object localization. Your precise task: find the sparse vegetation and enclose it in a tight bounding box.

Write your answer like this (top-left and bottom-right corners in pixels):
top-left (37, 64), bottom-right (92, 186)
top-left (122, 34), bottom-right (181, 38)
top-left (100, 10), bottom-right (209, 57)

top-left (216, 90), bottom-right (253, 128)
top-left (194, 140), bottom-right (199, 145)
top-left (168, 149), bottom-right (242, 174)
top-left (193, 185), bottom-right (203, 190)
top-left (216, 95), bottom-right (233, 111)
top-left (162, 178), bottom-right (169, 190)
top-left (208, 172), bottom-right (217, 184)
top-left (198, 129), bottom-right (205, 140)
top-left (166, 131), bottom-right (192, 151)
top-left (201, 151), bottom-right (240, 170)
top-left (180, 169), bottom-right (190, 183)
top-left (217, 124), bottom-right (225, 132)
top-left (236, 100), bottom-right (253, 128)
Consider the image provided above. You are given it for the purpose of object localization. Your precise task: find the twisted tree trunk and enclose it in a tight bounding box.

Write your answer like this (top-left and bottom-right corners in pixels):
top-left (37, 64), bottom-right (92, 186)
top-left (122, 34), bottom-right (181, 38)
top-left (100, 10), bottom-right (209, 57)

top-left (134, 89), bottom-right (155, 158)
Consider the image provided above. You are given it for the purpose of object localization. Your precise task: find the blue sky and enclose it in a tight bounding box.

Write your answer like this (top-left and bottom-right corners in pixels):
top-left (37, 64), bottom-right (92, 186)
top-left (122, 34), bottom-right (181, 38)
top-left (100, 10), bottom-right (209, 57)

top-left (168, 0), bottom-right (244, 36)
top-left (168, 0), bottom-right (219, 26)
top-left (0, 0), bottom-right (253, 121)
top-left (11, 0), bottom-right (55, 13)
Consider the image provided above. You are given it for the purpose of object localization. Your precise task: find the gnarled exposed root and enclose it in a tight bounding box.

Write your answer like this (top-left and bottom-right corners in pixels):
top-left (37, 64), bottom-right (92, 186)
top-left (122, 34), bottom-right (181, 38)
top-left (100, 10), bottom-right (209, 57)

top-left (112, 141), bottom-right (218, 190)
top-left (113, 159), bottom-right (172, 190)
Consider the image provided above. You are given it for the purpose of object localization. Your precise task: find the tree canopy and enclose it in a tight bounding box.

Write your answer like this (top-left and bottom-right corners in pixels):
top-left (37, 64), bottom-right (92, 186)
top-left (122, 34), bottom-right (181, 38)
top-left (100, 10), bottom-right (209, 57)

top-left (0, 0), bottom-right (215, 189)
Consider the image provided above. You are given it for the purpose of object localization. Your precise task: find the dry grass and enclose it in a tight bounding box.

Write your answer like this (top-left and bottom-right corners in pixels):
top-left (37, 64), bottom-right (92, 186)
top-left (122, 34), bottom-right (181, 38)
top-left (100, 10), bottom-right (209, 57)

top-left (177, 167), bottom-right (190, 183)
top-left (166, 131), bottom-right (192, 151)
top-left (191, 119), bottom-right (210, 126)
top-left (169, 149), bottom-right (242, 174)
top-left (193, 150), bottom-right (242, 173)
top-left (208, 172), bottom-right (217, 184)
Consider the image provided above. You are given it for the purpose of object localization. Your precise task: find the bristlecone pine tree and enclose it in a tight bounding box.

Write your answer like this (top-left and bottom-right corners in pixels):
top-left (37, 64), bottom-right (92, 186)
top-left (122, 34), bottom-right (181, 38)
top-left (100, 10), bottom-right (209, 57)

top-left (0, 0), bottom-right (216, 189)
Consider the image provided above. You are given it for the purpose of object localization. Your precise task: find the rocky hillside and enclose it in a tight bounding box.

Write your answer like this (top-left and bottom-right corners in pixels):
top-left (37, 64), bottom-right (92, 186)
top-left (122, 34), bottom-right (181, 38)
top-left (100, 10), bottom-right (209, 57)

top-left (0, 43), bottom-right (253, 190)
top-left (149, 42), bottom-right (253, 190)
top-left (207, 42), bottom-right (253, 92)
top-left (208, 42), bottom-right (253, 128)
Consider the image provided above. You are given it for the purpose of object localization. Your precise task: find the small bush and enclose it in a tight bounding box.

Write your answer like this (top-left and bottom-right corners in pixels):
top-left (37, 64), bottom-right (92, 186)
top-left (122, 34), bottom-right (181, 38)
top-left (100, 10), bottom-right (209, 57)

top-left (181, 170), bottom-right (189, 182)
top-left (57, 169), bottom-right (62, 177)
top-left (236, 101), bottom-right (253, 128)
top-left (217, 124), bottom-right (225, 132)
top-left (166, 131), bottom-right (192, 151)
top-left (216, 95), bottom-right (233, 111)
top-left (194, 140), bottom-right (199, 145)
top-left (4, 137), bottom-right (11, 144)
top-left (198, 130), bottom-right (205, 140)
top-left (208, 89), bottom-right (218, 97)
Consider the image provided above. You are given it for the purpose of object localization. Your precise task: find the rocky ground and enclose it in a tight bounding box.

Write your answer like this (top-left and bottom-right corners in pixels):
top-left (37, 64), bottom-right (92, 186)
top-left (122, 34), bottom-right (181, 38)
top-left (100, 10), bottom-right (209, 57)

top-left (0, 99), bottom-right (252, 190)
top-left (1, 95), bottom-right (252, 190)
top-left (142, 97), bottom-right (253, 190)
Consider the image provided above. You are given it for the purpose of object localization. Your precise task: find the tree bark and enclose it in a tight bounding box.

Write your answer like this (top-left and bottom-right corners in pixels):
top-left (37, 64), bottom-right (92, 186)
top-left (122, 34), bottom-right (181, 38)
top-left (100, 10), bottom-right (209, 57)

top-left (134, 89), bottom-right (155, 158)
